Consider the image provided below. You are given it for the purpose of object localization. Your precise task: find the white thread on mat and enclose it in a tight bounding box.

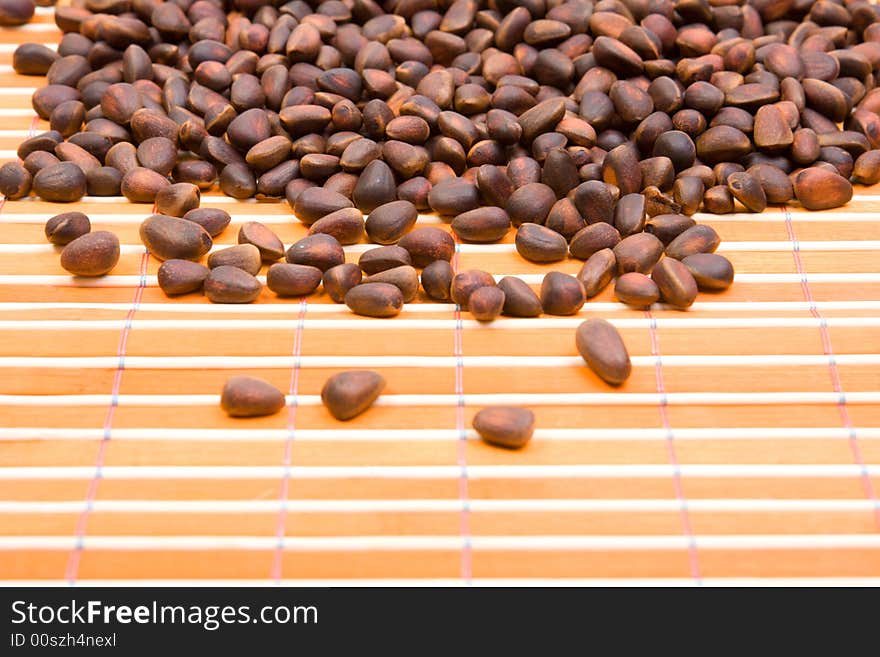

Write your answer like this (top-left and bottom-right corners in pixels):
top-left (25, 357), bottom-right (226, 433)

top-left (2, 427), bottom-right (878, 442)
top-left (3, 535), bottom-right (880, 551)
top-left (0, 464), bottom-right (876, 480)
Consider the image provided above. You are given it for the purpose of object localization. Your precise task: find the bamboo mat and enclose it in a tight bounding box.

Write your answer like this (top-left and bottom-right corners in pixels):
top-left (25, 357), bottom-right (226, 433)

top-left (1, 13), bottom-right (880, 586)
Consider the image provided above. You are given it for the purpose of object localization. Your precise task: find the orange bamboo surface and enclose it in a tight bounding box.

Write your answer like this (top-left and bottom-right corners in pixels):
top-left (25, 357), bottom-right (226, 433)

top-left (1, 13), bottom-right (879, 586)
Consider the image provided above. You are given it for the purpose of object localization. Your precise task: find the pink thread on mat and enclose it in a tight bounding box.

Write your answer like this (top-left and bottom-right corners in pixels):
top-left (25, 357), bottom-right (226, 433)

top-left (644, 310), bottom-right (703, 584)
top-left (270, 298), bottom-right (308, 584)
top-left (451, 238), bottom-right (473, 584)
top-left (65, 250), bottom-right (150, 584)
top-left (782, 206), bottom-right (880, 529)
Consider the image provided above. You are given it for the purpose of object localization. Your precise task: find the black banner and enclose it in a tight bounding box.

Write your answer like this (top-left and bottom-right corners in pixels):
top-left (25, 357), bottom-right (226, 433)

top-left (0, 586), bottom-right (872, 653)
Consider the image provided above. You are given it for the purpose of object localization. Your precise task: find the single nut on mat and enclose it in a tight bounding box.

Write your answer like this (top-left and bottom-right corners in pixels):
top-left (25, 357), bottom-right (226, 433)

top-left (237, 221), bottom-right (285, 262)
top-left (183, 208), bottom-right (231, 238)
top-left (575, 318), bottom-right (632, 387)
top-left (473, 406), bottom-right (535, 449)
top-left (345, 282), bottom-right (404, 317)
top-left (13, 43), bottom-right (58, 75)
top-left (364, 265), bottom-right (420, 302)
top-left (157, 259), bottom-right (210, 296)
top-left (682, 253), bottom-right (735, 291)
top-left (59, 231), bottom-right (120, 277)
top-left (266, 263), bottom-right (323, 297)
top-left (578, 249), bottom-right (616, 299)
top-left (651, 257), bottom-right (699, 309)
top-left (45, 211), bottom-right (90, 246)
top-left (322, 263), bottom-right (363, 303)
top-left (140, 214), bottom-right (213, 262)
top-left (0, 0), bottom-right (35, 26)
top-left (615, 272), bottom-right (660, 308)
top-left (469, 286), bottom-right (505, 322)
top-left (154, 182), bottom-right (201, 218)
top-left (0, 161), bottom-right (32, 200)
top-left (496, 276), bottom-right (542, 318)
top-left (540, 271), bottom-right (585, 316)
top-left (207, 244), bottom-right (262, 276)
top-left (321, 370), bottom-right (386, 421)
top-left (220, 376), bottom-right (285, 418)
top-left (204, 266), bottom-right (262, 304)
top-left (792, 167), bottom-right (854, 211)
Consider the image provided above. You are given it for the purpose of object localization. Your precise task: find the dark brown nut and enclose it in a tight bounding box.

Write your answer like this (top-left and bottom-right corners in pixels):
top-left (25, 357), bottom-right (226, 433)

top-left (267, 263), bottom-right (324, 297)
top-left (204, 266), bottom-right (263, 304)
top-left (13, 43), bottom-right (59, 75)
top-left (398, 226), bottom-right (455, 267)
top-left (54, 142), bottom-right (100, 174)
top-left (507, 157), bottom-right (542, 189)
top-left (793, 167), bottom-right (853, 210)
top-left (541, 148), bottom-right (580, 199)
top-left (86, 167), bottom-right (123, 196)
top-left (279, 104), bottom-right (331, 137)
top-left (727, 171), bottom-right (767, 213)
top-left (545, 198), bottom-right (586, 240)
top-left (702, 185), bottom-right (735, 214)
top-left (753, 104), bottom-right (793, 152)
top-left (791, 128), bottom-right (821, 166)
top-left (651, 257), bottom-right (698, 309)
top-left (293, 186), bottom-right (354, 225)
top-left (140, 214), bottom-right (213, 262)
top-left (645, 214), bottom-right (697, 245)
top-left (100, 82), bottom-right (142, 125)
top-left (359, 245), bottom-right (413, 274)
top-left (695, 126), bottom-right (752, 164)
top-left (852, 150), bottom-right (880, 185)
top-left (747, 164), bottom-right (794, 204)
top-left (154, 182), bottom-right (200, 218)
top-left (541, 271), bottom-right (585, 316)
top-left (602, 143), bottom-right (642, 195)
top-left (803, 78), bottom-right (850, 123)
top-left (397, 177), bottom-right (432, 211)
top-left (505, 182), bottom-right (557, 227)
top-left (613, 193), bottom-right (647, 237)
top-left (420, 260), bottom-right (454, 302)
top-left (238, 222), bottom-right (284, 262)
top-left (665, 225), bottom-right (722, 261)
top-left (573, 180), bottom-right (615, 226)
top-left (613, 233), bottom-right (665, 275)
top-left (472, 406), bottom-right (535, 449)
top-left (569, 223), bottom-right (621, 261)
top-left (614, 272), bottom-right (660, 308)
top-left (32, 162), bottom-right (86, 202)
top-left (59, 231), bottom-right (120, 278)
top-left (183, 208), bottom-right (231, 237)
top-left (364, 265), bottom-right (420, 302)
top-left (32, 86), bottom-right (80, 121)
top-left (366, 200), bottom-right (419, 245)
top-left (575, 318), bottom-right (632, 386)
top-left (451, 207), bottom-right (511, 243)
top-left (130, 109), bottom-right (179, 144)
top-left (221, 376), bottom-right (285, 418)
top-left (106, 142), bottom-right (139, 176)
top-left (352, 160), bottom-right (397, 213)
top-left (451, 269), bottom-right (496, 308)
top-left (487, 109), bottom-right (523, 145)
top-left (469, 286), bottom-right (505, 322)
top-left (496, 276), bottom-right (542, 317)
top-left (592, 36), bottom-right (643, 77)
top-left (285, 234), bottom-right (345, 272)
top-left (0, 162), bottom-right (32, 200)
top-left (246, 136), bottom-right (292, 171)
top-left (682, 253), bottom-right (735, 291)
top-left (340, 138), bottom-right (381, 172)
top-left (23, 151), bottom-right (59, 177)
top-left (515, 223), bottom-right (568, 263)
top-left (673, 176), bottom-right (704, 216)
top-left (321, 371), bottom-right (386, 421)
top-left (323, 263), bottom-right (363, 303)
top-left (516, 98), bottom-right (566, 144)
top-left (121, 167), bottom-right (170, 203)
top-left (219, 163), bottom-right (257, 199)
top-left (45, 212), bottom-right (90, 246)
top-left (157, 260), bottom-right (210, 296)
top-left (302, 206), bottom-right (363, 245)
top-left (208, 244), bottom-right (262, 276)
top-left (578, 248), bottom-right (616, 298)
top-left (427, 177), bottom-right (480, 216)
top-left (345, 282), bottom-right (404, 317)
top-left (50, 100), bottom-right (85, 138)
